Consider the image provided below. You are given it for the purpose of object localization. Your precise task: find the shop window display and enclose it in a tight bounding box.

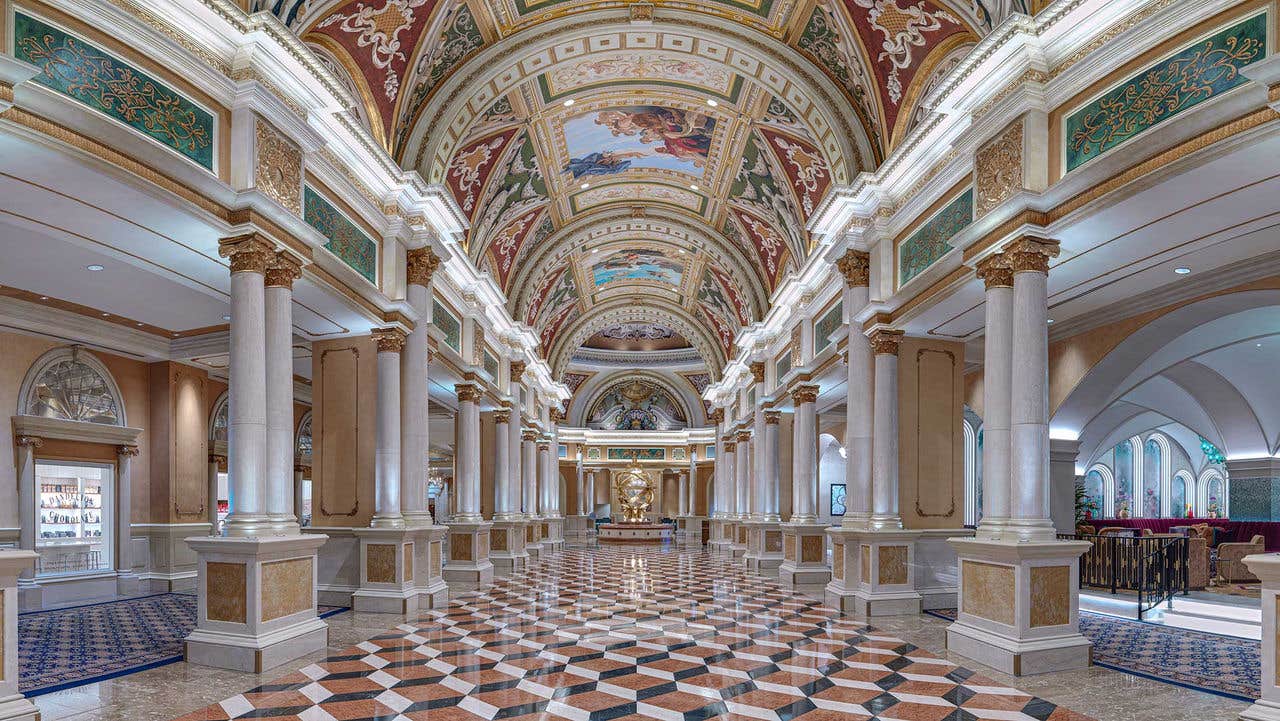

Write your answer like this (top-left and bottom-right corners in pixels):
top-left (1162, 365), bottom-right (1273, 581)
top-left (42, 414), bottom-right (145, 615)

top-left (36, 461), bottom-right (113, 576)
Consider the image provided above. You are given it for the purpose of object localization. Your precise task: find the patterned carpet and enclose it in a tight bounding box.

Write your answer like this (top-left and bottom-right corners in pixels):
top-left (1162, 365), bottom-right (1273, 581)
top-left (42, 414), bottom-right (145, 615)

top-left (20, 592), bottom-right (348, 696)
top-left (925, 608), bottom-right (1259, 701)
top-left (173, 547), bottom-right (1095, 721)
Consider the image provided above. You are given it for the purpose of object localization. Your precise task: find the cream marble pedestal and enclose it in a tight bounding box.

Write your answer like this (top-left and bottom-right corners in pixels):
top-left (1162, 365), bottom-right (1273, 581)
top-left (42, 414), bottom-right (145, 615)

top-left (541, 516), bottom-right (565, 552)
top-left (825, 528), bottom-right (922, 616)
top-left (489, 520), bottom-right (528, 576)
top-left (443, 521), bottom-right (493, 589)
top-left (678, 515), bottom-right (704, 546)
top-left (778, 523), bottom-right (831, 588)
top-left (729, 520), bottom-right (749, 559)
top-left (744, 521), bottom-right (783, 573)
top-left (352, 528), bottom-right (438, 614)
top-left (412, 525), bottom-right (449, 608)
top-left (708, 519), bottom-right (732, 555)
top-left (0, 551), bottom-right (38, 721)
top-left (1240, 553), bottom-right (1280, 720)
top-left (185, 534), bottom-right (328, 672)
top-left (525, 518), bottom-right (544, 560)
top-left (945, 538), bottom-right (1091, 676)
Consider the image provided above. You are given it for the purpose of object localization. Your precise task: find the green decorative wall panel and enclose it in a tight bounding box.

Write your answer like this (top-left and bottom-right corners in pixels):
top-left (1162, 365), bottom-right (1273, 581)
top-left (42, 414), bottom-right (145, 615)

top-left (814, 303), bottom-right (842, 355)
top-left (608, 448), bottom-right (665, 461)
top-left (899, 188), bottom-right (973, 286)
top-left (13, 12), bottom-right (214, 169)
top-left (303, 186), bottom-right (378, 283)
top-left (775, 349), bottom-right (792, 380)
top-left (483, 348), bottom-right (499, 379)
top-left (1065, 12), bottom-right (1266, 172)
top-left (433, 299), bottom-right (461, 352)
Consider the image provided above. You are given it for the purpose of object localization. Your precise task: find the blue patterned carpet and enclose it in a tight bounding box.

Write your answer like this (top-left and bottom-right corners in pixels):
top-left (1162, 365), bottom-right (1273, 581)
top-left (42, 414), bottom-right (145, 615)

top-left (20, 593), bottom-right (347, 696)
top-left (926, 608), bottom-right (1259, 701)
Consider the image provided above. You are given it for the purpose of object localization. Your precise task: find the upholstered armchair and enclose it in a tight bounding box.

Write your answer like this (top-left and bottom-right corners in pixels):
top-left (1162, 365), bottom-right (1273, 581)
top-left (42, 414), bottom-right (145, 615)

top-left (1218, 534), bottom-right (1266, 582)
top-left (1076, 524), bottom-right (1097, 536)
top-left (1099, 527), bottom-right (1130, 536)
top-left (1189, 524), bottom-right (1214, 545)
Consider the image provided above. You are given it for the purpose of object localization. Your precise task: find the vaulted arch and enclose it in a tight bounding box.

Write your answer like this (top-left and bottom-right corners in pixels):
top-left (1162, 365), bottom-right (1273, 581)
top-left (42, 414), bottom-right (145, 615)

top-left (550, 301), bottom-right (725, 382)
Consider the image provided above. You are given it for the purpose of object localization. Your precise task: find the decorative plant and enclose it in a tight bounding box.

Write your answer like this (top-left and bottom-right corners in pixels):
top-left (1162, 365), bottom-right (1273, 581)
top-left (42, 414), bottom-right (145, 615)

top-left (1208, 496), bottom-right (1220, 518)
top-left (1116, 491), bottom-right (1131, 518)
top-left (1074, 481), bottom-right (1100, 525)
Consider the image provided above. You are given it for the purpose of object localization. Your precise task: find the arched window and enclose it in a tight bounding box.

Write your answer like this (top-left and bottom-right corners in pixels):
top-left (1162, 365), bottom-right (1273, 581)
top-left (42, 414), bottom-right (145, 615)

top-left (296, 412), bottom-right (313, 458)
top-left (963, 417), bottom-right (983, 526)
top-left (1114, 439), bottom-right (1135, 516)
top-left (21, 347), bottom-right (124, 425)
top-left (1171, 471), bottom-right (1192, 519)
top-left (1082, 469), bottom-right (1105, 521)
top-left (1200, 468), bottom-right (1227, 518)
top-left (210, 392), bottom-right (230, 443)
top-left (1143, 437), bottom-right (1162, 517)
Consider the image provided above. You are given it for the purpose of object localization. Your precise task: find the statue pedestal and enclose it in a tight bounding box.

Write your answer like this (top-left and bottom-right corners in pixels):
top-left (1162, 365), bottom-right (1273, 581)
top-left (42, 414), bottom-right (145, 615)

top-left (598, 522), bottom-right (674, 545)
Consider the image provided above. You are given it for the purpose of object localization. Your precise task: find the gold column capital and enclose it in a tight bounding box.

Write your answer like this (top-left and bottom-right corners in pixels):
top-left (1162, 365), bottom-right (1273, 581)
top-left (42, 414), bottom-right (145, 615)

top-left (837, 249), bottom-right (871, 288)
top-left (510, 360), bottom-right (526, 382)
top-left (869, 329), bottom-right (904, 356)
top-left (1003, 237), bottom-right (1060, 275)
top-left (455, 383), bottom-right (482, 403)
top-left (764, 410), bottom-right (782, 425)
top-left (522, 429), bottom-right (539, 442)
top-left (975, 253), bottom-right (1014, 289)
top-left (406, 247), bottom-right (441, 287)
top-left (372, 327), bottom-right (407, 353)
top-left (218, 234), bottom-right (275, 274)
top-left (116, 444), bottom-right (141, 458)
top-left (708, 408), bottom-right (724, 424)
top-left (265, 251), bottom-right (305, 288)
top-left (493, 409), bottom-right (511, 424)
top-left (16, 435), bottom-right (43, 449)
top-left (791, 384), bottom-right (820, 405)
top-left (749, 361), bottom-right (766, 384)
top-left (723, 441), bottom-right (737, 453)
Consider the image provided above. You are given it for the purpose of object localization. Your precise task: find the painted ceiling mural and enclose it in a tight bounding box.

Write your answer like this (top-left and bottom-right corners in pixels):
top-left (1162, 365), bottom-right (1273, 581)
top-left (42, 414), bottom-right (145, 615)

top-left (586, 378), bottom-right (688, 431)
top-left (276, 0), bottom-right (994, 382)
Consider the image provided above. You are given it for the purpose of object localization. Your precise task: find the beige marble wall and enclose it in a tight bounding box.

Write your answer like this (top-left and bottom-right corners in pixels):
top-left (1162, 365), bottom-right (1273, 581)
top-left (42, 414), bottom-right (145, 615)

top-left (403, 543), bottom-right (412, 581)
top-left (262, 557), bottom-right (312, 621)
top-left (962, 560), bottom-right (1014, 625)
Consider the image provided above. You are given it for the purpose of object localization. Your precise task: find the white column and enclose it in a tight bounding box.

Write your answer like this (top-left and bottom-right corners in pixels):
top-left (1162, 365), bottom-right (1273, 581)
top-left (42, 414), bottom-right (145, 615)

top-left (722, 439), bottom-right (737, 519)
top-left (522, 430), bottom-right (538, 519)
top-left (586, 470), bottom-right (596, 517)
top-left (976, 254), bottom-right (1014, 538)
top-left (207, 454), bottom-right (222, 533)
top-left (839, 250), bottom-right (872, 529)
top-left (220, 237), bottom-right (273, 536)
top-left (678, 472), bottom-right (689, 516)
top-left (293, 465), bottom-right (305, 525)
top-left (16, 437), bottom-right (41, 585)
top-left (869, 330), bottom-right (903, 530)
top-left (790, 385), bottom-right (819, 523)
top-left (402, 248), bottom-right (438, 526)
top-left (454, 384), bottom-right (482, 522)
top-left (751, 396), bottom-right (766, 521)
top-left (0, 550), bottom-right (40, 721)
top-left (1006, 238), bottom-right (1060, 541)
top-left (371, 329), bottom-right (406, 528)
top-left (508, 362), bottom-right (525, 518)
top-left (265, 254), bottom-right (302, 533)
top-left (735, 431), bottom-right (751, 520)
top-left (116, 445), bottom-right (139, 579)
top-left (577, 462), bottom-right (587, 516)
top-left (763, 411), bottom-right (781, 521)
top-left (537, 440), bottom-right (552, 519)
top-left (493, 409), bottom-right (517, 520)
top-left (548, 416), bottom-right (562, 518)
top-left (688, 453), bottom-right (698, 514)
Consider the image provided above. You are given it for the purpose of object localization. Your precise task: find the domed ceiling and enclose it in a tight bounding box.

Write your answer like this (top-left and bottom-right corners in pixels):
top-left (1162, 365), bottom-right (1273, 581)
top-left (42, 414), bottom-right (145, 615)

top-left (269, 0), bottom-right (990, 383)
top-left (582, 323), bottom-right (691, 351)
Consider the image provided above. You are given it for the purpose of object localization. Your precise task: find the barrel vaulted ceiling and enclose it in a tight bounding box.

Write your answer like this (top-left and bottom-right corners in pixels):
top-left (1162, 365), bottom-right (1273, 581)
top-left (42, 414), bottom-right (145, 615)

top-left (263, 0), bottom-right (991, 380)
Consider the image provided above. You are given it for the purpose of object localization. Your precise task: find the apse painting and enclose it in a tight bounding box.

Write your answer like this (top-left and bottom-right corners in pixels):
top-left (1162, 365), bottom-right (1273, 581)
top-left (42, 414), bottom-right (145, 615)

top-left (591, 249), bottom-right (683, 288)
top-left (563, 106), bottom-right (715, 177)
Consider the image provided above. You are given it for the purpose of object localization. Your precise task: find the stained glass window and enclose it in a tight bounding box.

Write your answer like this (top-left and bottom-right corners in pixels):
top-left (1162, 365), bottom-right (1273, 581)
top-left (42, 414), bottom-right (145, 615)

top-left (1170, 474), bottom-right (1187, 518)
top-left (830, 484), bottom-right (846, 516)
top-left (296, 414), bottom-right (313, 456)
top-left (1114, 440), bottom-right (1133, 516)
top-left (1143, 438), bottom-right (1162, 517)
top-left (27, 355), bottom-right (120, 425)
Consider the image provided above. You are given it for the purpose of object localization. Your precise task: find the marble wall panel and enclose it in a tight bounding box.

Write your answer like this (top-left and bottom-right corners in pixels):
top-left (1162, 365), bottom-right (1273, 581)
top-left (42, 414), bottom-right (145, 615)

top-left (262, 557), bottom-right (312, 621)
top-left (962, 560), bottom-right (1014, 626)
top-left (1029, 565), bottom-right (1070, 628)
top-left (366, 544), bottom-right (397, 583)
top-left (207, 562), bottom-right (246, 623)
top-left (878, 545), bottom-right (909, 585)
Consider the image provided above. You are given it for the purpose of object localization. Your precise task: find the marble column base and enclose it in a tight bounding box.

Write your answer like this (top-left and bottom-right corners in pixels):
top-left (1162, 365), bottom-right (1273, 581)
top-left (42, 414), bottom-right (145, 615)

top-left (1240, 553), bottom-right (1280, 720)
top-left (525, 518), bottom-right (544, 559)
top-left (678, 516), bottom-right (704, 545)
top-left (708, 519), bottom-right (732, 555)
top-left (729, 520), bottom-right (749, 559)
top-left (778, 522), bottom-right (831, 588)
top-left (411, 525), bottom-right (449, 609)
top-left (352, 528), bottom-right (427, 614)
top-left (442, 521), bottom-right (494, 590)
top-left (541, 517), bottom-right (565, 552)
top-left (184, 534), bottom-right (329, 672)
top-left (488, 519), bottom-right (529, 576)
top-left (945, 537), bottom-right (1092, 676)
top-left (744, 521), bottom-right (783, 573)
top-left (825, 528), bottom-right (922, 617)
top-left (0, 552), bottom-right (39, 721)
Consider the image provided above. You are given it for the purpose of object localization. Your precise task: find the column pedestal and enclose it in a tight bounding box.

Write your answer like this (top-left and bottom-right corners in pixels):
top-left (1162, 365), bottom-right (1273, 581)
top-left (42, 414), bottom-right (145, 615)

top-left (442, 521), bottom-right (493, 589)
top-left (729, 520), bottom-right (748, 558)
top-left (678, 516), bottom-right (704, 546)
top-left (945, 538), bottom-right (1091, 676)
top-left (778, 522), bottom-right (830, 588)
top-left (0, 551), bottom-right (38, 721)
top-left (825, 529), bottom-right (922, 616)
top-left (744, 521), bottom-right (783, 573)
top-left (542, 516), bottom-right (565, 552)
top-left (489, 519), bottom-right (528, 576)
top-left (525, 518), bottom-right (544, 559)
top-left (707, 519), bottom-right (729, 554)
top-left (1241, 553), bottom-right (1280, 720)
top-left (184, 534), bottom-right (328, 672)
top-left (412, 525), bottom-right (449, 608)
top-left (352, 528), bottom-right (436, 614)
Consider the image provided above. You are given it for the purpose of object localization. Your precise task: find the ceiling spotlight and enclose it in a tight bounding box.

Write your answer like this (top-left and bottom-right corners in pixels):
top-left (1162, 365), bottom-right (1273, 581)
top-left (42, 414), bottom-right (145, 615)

top-left (39, 296), bottom-right (48, 300)
top-left (1258, 343), bottom-right (1264, 348)
top-left (101, 312), bottom-right (110, 317)
top-left (591, 248), bottom-right (599, 253)
top-left (1174, 267), bottom-right (1191, 275)
top-left (689, 184), bottom-right (699, 191)
top-left (563, 98), bottom-right (575, 107)
top-left (223, 315), bottom-right (232, 321)
top-left (1046, 319), bottom-right (1055, 324)
top-left (706, 99), bottom-right (718, 107)
top-left (136, 322), bottom-right (144, 326)
top-left (580, 182), bottom-right (590, 190)
top-left (85, 264), bottom-right (104, 272)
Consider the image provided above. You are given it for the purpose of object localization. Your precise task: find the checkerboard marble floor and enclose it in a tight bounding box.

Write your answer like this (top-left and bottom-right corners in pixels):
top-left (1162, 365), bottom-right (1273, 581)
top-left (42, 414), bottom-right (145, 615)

top-left (172, 546), bottom-right (1096, 721)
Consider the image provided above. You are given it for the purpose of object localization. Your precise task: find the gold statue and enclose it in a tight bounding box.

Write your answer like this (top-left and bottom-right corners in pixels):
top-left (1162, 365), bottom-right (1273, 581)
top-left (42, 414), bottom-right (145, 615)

top-left (613, 465), bottom-right (654, 523)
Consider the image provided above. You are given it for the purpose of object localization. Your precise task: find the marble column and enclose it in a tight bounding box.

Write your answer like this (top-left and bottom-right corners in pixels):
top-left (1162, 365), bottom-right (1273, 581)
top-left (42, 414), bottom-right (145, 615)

top-left (539, 426), bottom-right (564, 551)
top-left (207, 453), bottom-right (223, 535)
top-left (706, 409), bottom-right (727, 553)
top-left (370, 329), bottom-right (406, 529)
top-left (718, 437), bottom-right (737, 556)
top-left (402, 247), bottom-right (439, 527)
top-left (0, 550), bottom-right (39, 721)
top-left (869, 331), bottom-right (904, 531)
top-left (1241, 554), bottom-right (1280, 720)
top-left (841, 251), bottom-right (873, 529)
top-left (15, 436), bottom-right (41, 608)
top-left (489, 408), bottom-right (526, 575)
top-left (522, 429), bottom-right (542, 558)
top-left (678, 472), bottom-right (689, 517)
top-left (265, 254), bottom-right (302, 533)
top-left (186, 236), bottom-right (326, 671)
top-left (115, 445), bottom-right (140, 594)
top-left (293, 465), bottom-right (305, 526)
top-left (749, 411), bottom-right (784, 572)
top-left (976, 254), bottom-right (1014, 539)
top-left (948, 237), bottom-right (1090, 675)
top-left (443, 383), bottom-right (492, 588)
top-left (779, 385), bottom-right (830, 588)
top-left (587, 471), bottom-right (597, 519)
top-left (731, 430), bottom-right (751, 558)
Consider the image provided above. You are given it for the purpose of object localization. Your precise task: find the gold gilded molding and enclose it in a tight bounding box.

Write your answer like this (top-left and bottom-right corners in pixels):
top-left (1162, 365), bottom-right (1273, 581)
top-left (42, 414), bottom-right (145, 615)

top-left (708, 408), bottom-right (724, 424)
top-left (975, 253), bottom-right (1014, 289)
top-left (406, 247), bottom-right (441, 287)
top-left (372, 328), bottom-right (407, 354)
top-left (254, 118), bottom-right (302, 216)
top-left (837, 249), bottom-right (870, 288)
top-left (218, 234), bottom-right (274, 274)
top-left (722, 441), bottom-right (736, 453)
top-left (749, 361), bottom-right (765, 384)
top-left (975, 118), bottom-right (1024, 218)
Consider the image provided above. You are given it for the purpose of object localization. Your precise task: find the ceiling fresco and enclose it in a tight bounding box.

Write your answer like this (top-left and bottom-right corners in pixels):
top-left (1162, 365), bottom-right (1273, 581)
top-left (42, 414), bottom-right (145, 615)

top-left (583, 323), bottom-right (692, 351)
top-left (276, 0), bottom-right (987, 383)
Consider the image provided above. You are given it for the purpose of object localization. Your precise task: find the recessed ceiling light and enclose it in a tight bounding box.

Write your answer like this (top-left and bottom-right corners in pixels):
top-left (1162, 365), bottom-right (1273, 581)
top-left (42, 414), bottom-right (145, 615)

top-left (39, 296), bottom-right (48, 300)
top-left (689, 184), bottom-right (698, 191)
top-left (678, 249), bottom-right (685, 254)
top-left (580, 183), bottom-right (590, 190)
top-left (136, 322), bottom-right (144, 326)
top-left (563, 99), bottom-right (574, 107)
top-left (101, 312), bottom-right (110, 317)
top-left (1174, 267), bottom-right (1191, 275)
top-left (1258, 343), bottom-right (1264, 348)
top-left (85, 264), bottom-right (104, 272)
top-left (706, 99), bottom-right (718, 107)
top-left (591, 248), bottom-right (599, 253)
top-left (223, 315), bottom-right (232, 321)
top-left (172, 332), bottom-right (180, 337)
top-left (1046, 319), bottom-right (1055, 324)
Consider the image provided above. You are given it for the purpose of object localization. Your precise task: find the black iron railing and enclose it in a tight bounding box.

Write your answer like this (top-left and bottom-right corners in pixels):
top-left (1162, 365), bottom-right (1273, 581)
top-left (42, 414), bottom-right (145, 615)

top-left (1073, 533), bottom-right (1188, 618)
